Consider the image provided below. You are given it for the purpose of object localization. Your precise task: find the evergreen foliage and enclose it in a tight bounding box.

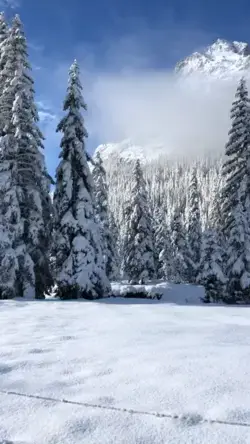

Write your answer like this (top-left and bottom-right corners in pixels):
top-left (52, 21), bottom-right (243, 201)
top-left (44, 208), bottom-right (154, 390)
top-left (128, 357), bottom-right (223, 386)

top-left (170, 207), bottom-right (188, 283)
top-left (92, 152), bottom-right (119, 280)
top-left (186, 168), bottom-right (202, 282)
top-left (221, 79), bottom-right (250, 303)
top-left (53, 60), bottom-right (110, 299)
top-left (198, 229), bottom-right (226, 303)
top-left (122, 159), bottom-right (155, 284)
top-left (0, 15), bottom-right (52, 299)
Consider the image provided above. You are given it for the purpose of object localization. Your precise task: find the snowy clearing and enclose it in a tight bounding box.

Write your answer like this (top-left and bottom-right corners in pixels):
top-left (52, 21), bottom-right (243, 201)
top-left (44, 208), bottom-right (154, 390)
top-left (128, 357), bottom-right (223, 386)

top-left (1, 283), bottom-right (250, 443)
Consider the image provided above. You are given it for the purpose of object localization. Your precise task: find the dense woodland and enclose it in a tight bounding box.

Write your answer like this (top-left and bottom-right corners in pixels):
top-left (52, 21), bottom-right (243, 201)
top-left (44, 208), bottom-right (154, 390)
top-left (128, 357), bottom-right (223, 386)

top-left (0, 13), bottom-right (249, 304)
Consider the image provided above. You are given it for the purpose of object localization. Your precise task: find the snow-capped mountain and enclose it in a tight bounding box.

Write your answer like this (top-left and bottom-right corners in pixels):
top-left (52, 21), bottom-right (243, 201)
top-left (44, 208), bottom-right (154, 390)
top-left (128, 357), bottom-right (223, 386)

top-left (95, 39), bottom-right (250, 163)
top-left (95, 139), bottom-right (167, 164)
top-left (176, 39), bottom-right (250, 78)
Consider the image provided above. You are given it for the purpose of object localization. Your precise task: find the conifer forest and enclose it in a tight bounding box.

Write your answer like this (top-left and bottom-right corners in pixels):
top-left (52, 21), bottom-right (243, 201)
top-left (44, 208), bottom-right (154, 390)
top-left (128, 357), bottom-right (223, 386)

top-left (0, 13), bottom-right (250, 305)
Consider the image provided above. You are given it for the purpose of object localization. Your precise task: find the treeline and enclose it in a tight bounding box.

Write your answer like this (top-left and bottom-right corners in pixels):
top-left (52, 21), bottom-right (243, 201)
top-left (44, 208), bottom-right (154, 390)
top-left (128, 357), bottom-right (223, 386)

top-left (0, 14), bottom-right (249, 304)
top-left (103, 79), bottom-right (250, 304)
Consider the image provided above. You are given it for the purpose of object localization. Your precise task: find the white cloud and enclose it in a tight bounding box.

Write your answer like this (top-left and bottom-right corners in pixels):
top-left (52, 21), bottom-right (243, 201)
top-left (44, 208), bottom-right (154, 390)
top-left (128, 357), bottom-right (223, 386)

top-left (0, 0), bottom-right (20, 9)
top-left (37, 100), bottom-right (57, 127)
top-left (29, 42), bottom-right (45, 53)
top-left (88, 71), bottom-right (237, 158)
top-left (41, 22), bottom-right (238, 161)
top-left (39, 110), bottom-right (56, 124)
top-left (36, 100), bottom-right (60, 176)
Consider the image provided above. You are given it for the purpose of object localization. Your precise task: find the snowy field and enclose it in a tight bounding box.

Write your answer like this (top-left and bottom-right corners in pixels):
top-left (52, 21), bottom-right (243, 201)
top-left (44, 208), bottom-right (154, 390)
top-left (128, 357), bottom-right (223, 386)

top-left (1, 283), bottom-right (250, 443)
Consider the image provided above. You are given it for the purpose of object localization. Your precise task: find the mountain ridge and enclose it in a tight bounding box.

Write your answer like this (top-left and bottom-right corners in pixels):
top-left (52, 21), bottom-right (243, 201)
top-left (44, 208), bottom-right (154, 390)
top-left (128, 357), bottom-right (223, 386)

top-left (176, 38), bottom-right (250, 77)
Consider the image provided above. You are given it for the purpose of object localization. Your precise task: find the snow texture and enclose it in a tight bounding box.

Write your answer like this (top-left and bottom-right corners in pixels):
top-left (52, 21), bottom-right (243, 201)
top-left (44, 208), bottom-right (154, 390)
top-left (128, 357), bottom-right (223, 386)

top-left (1, 284), bottom-right (250, 443)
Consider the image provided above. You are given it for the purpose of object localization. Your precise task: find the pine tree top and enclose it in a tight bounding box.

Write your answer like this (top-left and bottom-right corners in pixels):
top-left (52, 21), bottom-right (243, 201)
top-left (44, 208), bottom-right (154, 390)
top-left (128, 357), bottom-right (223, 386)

top-left (1, 14), bottom-right (30, 76)
top-left (132, 159), bottom-right (146, 193)
top-left (225, 76), bottom-right (250, 159)
top-left (57, 59), bottom-right (88, 144)
top-left (0, 12), bottom-right (7, 38)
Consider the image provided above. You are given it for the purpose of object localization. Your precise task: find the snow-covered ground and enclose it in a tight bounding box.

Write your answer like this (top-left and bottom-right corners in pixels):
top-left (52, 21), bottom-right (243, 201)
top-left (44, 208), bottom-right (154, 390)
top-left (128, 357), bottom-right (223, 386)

top-left (1, 283), bottom-right (250, 443)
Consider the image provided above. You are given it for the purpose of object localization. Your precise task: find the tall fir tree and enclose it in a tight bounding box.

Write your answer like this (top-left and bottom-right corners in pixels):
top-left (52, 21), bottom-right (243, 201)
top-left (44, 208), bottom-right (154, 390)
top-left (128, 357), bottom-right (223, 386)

top-left (221, 78), bottom-right (250, 303)
top-left (222, 77), bottom-right (250, 229)
top-left (0, 15), bottom-right (52, 298)
top-left (170, 207), bottom-right (188, 283)
top-left (210, 172), bottom-right (224, 233)
top-left (152, 206), bottom-right (168, 279)
top-left (122, 159), bottom-right (155, 284)
top-left (0, 12), bottom-right (8, 135)
top-left (92, 152), bottom-right (119, 280)
top-left (198, 229), bottom-right (226, 303)
top-left (0, 141), bottom-right (35, 299)
top-left (186, 168), bottom-right (202, 282)
top-left (0, 13), bottom-right (7, 90)
top-left (0, 12), bottom-right (7, 44)
top-left (108, 210), bottom-right (120, 279)
top-left (53, 60), bottom-right (110, 299)
top-left (160, 224), bottom-right (176, 282)
top-left (224, 182), bottom-right (250, 303)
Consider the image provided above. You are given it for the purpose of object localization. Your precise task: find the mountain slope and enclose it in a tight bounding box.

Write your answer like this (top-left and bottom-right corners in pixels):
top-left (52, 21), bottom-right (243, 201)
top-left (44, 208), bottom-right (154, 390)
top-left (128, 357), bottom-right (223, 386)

top-left (95, 139), bottom-right (167, 164)
top-left (176, 39), bottom-right (250, 78)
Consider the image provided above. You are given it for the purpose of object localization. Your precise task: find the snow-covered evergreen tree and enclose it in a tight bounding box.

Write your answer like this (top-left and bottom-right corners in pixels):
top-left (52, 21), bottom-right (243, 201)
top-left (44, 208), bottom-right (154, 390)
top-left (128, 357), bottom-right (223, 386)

top-left (102, 151), bottom-right (223, 248)
top-left (0, 12), bottom-right (7, 43)
top-left (186, 169), bottom-right (202, 282)
top-left (170, 207), bottom-right (188, 283)
top-left (221, 78), bottom-right (250, 303)
top-left (0, 12), bottom-right (8, 135)
top-left (222, 77), bottom-right (250, 230)
top-left (0, 133), bottom-right (35, 298)
top-left (53, 60), bottom-right (110, 299)
top-left (92, 152), bottom-right (119, 280)
top-left (160, 224), bottom-right (176, 282)
top-left (108, 211), bottom-right (120, 280)
top-left (0, 13), bottom-right (7, 75)
top-left (153, 206), bottom-right (168, 279)
top-left (122, 159), bottom-right (155, 284)
top-left (224, 182), bottom-right (250, 304)
top-left (0, 216), bottom-right (17, 299)
top-left (210, 177), bottom-right (224, 232)
top-left (198, 229), bottom-right (226, 303)
top-left (0, 15), bottom-right (52, 298)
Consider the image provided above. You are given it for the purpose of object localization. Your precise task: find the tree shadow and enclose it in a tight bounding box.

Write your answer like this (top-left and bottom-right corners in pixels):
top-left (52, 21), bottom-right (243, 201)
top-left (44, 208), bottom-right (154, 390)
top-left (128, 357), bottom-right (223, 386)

top-left (95, 282), bottom-right (206, 306)
top-left (0, 441), bottom-right (28, 444)
top-left (1, 282), bottom-right (250, 307)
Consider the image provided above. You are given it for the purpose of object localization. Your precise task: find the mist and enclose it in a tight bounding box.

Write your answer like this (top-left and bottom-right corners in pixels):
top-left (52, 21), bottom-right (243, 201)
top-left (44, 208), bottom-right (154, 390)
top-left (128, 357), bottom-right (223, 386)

top-left (49, 25), bottom-right (246, 160)
top-left (88, 70), bottom-right (243, 158)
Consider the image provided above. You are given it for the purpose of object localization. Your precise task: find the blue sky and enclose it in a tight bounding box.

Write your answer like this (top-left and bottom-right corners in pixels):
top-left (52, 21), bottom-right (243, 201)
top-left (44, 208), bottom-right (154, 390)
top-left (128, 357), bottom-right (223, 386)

top-left (1, 0), bottom-right (250, 175)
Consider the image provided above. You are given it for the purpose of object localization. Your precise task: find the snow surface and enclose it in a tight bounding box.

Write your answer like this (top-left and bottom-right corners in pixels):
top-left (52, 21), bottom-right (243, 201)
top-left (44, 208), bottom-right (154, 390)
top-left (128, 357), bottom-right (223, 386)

top-left (1, 283), bottom-right (250, 443)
